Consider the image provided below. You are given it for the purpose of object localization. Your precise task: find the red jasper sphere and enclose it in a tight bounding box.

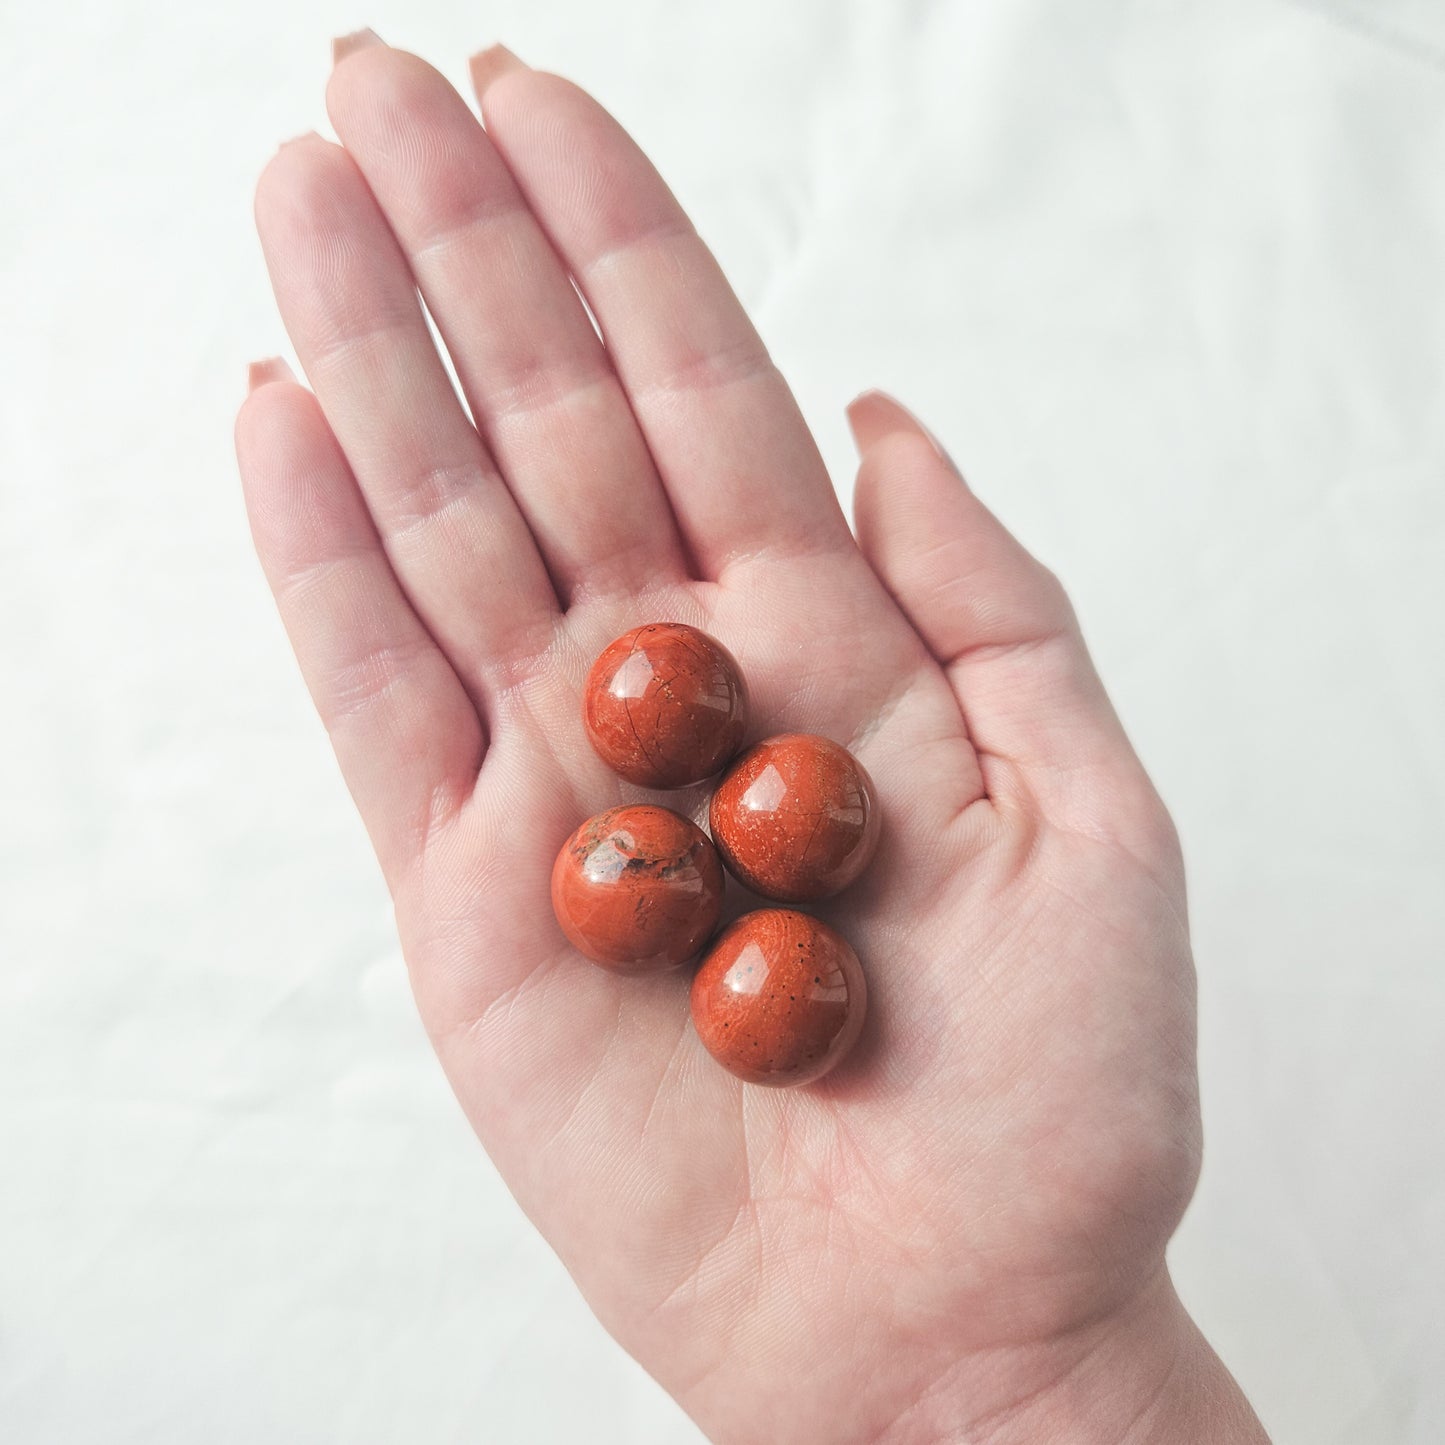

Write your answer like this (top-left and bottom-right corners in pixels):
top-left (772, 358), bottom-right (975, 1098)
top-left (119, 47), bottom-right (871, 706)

top-left (690, 910), bottom-right (867, 1087)
top-left (583, 623), bottom-right (748, 788)
top-left (551, 805), bottom-right (724, 974)
top-left (709, 734), bottom-right (880, 902)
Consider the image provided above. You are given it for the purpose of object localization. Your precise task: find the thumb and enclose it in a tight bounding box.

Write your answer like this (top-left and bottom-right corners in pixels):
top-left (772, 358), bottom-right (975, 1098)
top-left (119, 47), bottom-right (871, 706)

top-left (849, 389), bottom-right (1174, 859)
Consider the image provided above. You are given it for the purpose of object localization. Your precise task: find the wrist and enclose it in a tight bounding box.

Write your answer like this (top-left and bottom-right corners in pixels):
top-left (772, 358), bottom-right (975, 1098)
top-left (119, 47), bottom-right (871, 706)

top-left (965, 1270), bottom-right (1268, 1445)
top-left (876, 1270), bottom-right (1267, 1445)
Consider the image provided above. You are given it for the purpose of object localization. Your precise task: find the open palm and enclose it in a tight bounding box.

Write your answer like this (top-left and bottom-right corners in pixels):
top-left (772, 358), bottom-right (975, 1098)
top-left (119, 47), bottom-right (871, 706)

top-left (236, 38), bottom-right (1256, 1444)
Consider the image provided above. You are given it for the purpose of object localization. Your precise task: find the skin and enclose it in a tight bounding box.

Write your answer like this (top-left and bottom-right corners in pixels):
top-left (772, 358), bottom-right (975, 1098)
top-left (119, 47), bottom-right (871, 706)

top-left (234, 32), bottom-right (1270, 1445)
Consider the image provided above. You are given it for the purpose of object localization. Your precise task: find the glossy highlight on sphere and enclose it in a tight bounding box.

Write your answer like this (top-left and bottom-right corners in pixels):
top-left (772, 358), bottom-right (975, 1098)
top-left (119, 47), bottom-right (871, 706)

top-left (690, 910), bottom-right (867, 1087)
top-left (709, 734), bottom-right (880, 902)
top-left (551, 805), bottom-right (724, 974)
top-left (583, 623), bottom-right (748, 788)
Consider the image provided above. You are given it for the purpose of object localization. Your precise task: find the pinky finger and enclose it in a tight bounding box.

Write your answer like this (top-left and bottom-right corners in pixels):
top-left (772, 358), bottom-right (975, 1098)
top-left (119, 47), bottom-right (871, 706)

top-left (235, 360), bottom-right (483, 881)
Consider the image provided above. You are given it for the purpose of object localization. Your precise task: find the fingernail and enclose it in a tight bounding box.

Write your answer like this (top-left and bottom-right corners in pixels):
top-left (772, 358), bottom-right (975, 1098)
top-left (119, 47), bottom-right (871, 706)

top-left (469, 43), bottom-right (527, 98)
top-left (333, 27), bottom-right (384, 65)
top-left (846, 388), bottom-right (958, 472)
top-left (248, 356), bottom-right (296, 394)
top-left (278, 129), bottom-right (322, 150)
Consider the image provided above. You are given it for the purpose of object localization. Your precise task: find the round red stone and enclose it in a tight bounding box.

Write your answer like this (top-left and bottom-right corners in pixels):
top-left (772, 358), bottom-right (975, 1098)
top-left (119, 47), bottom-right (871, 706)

top-left (583, 623), bottom-right (748, 788)
top-left (709, 734), bottom-right (880, 902)
top-left (551, 805), bottom-right (724, 974)
top-left (690, 910), bottom-right (867, 1087)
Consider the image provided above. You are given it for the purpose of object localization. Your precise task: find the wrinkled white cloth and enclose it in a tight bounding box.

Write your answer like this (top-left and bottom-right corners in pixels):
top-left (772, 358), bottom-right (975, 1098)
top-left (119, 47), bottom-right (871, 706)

top-left (2, 1), bottom-right (1442, 1440)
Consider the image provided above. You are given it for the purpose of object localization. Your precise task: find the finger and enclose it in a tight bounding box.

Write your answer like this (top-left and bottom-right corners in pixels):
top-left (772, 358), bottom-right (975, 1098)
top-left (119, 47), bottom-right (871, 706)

top-left (470, 47), bottom-right (854, 581)
top-left (326, 37), bottom-right (688, 602)
top-left (254, 134), bottom-right (558, 698)
top-left (236, 361), bottom-right (483, 877)
top-left (850, 390), bottom-right (1173, 850)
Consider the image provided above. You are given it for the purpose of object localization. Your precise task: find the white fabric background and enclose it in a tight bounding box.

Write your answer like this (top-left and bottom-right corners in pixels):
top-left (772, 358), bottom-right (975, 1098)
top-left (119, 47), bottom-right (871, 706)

top-left (2, 0), bottom-right (1442, 1440)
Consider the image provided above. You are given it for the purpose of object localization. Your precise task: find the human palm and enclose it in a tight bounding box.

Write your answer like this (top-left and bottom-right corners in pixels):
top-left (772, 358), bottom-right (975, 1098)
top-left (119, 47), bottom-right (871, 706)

top-left (237, 36), bottom-right (1259, 1444)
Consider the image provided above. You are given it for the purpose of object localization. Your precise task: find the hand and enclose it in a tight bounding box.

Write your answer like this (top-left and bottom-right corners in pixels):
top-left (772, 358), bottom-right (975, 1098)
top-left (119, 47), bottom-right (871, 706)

top-left (235, 35), bottom-right (1266, 1443)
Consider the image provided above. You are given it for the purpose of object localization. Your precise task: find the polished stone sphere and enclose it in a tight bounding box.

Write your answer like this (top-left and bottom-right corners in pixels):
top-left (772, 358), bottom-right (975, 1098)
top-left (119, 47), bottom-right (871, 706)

top-left (690, 909), bottom-right (867, 1087)
top-left (709, 734), bottom-right (880, 901)
top-left (551, 805), bottom-right (724, 973)
top-left (582, 623), bottom-right (747, 788)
